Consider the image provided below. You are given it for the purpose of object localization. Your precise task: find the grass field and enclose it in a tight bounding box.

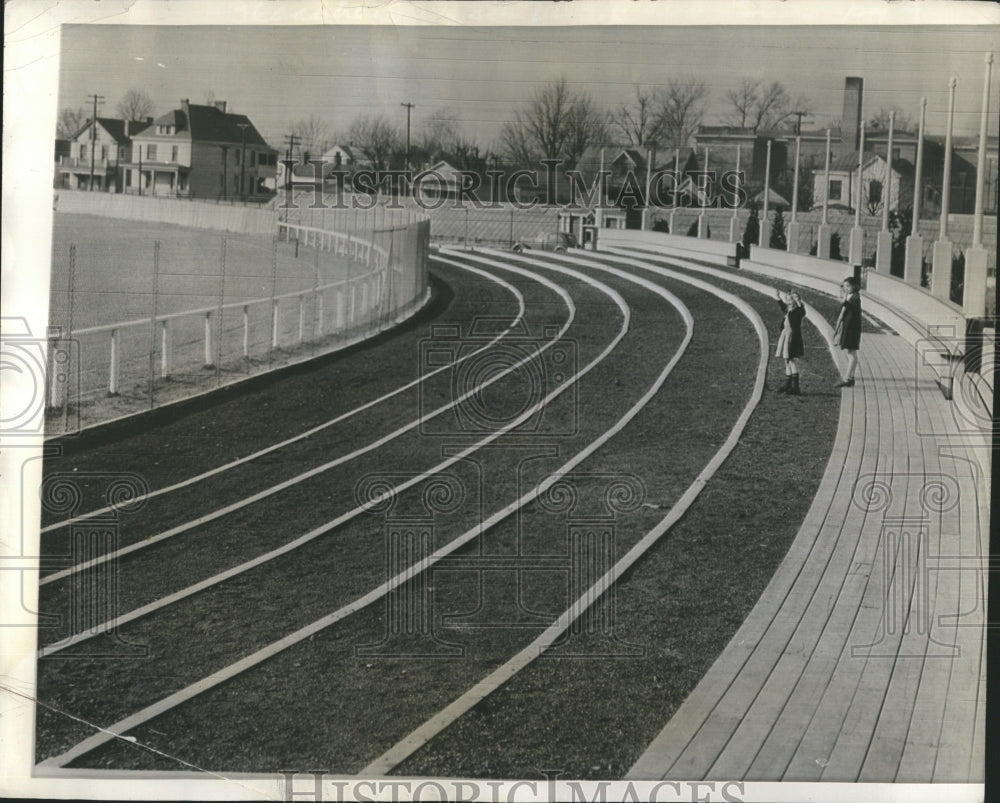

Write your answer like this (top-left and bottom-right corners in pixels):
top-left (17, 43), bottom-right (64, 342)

top-left (49, 213), bottom-right (350, 331)
top-left (45, 213), bottom-right (408, 429)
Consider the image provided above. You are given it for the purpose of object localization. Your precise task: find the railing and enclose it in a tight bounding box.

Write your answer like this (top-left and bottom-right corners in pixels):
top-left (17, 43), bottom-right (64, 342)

top-left (57, 157), bottom-right (113, 169)
top-left (46, 209), bottom-right (430, 433)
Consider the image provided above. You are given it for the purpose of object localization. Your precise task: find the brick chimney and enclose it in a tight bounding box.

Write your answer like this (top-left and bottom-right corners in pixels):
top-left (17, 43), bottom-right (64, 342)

top-left (214, 100), bottom-right (227, 113)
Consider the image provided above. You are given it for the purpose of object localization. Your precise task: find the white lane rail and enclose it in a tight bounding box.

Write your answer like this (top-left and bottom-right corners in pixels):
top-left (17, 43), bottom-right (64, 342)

top-left (37, 248), bottom-right (644, 768)
top-left (41, 254), bottom-right (527, 535)
top-left (359, 247), bottom-right (770, 776)
top-left (37, 255), bottom-right (612, 656)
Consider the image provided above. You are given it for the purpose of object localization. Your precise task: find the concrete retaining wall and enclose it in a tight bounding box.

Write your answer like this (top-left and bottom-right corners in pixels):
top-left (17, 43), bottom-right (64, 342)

top-left (54, 190), bottom-right (277, 236)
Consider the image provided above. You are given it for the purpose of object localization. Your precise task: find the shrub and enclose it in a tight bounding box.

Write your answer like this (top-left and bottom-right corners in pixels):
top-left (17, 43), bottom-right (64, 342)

top-left (769, 208), bottom-right (787, 250)
top-left (950, 250), bottom-right (965, 305)
top-left (740, 201), bottom-right (760, 259)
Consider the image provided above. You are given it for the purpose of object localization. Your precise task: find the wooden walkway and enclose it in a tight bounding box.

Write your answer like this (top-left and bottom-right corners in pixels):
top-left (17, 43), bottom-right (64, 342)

top-left (628, 332), bottom-right (990, 783)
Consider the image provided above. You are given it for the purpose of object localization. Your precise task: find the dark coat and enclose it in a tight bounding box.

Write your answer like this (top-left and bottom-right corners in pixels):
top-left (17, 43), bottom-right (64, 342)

top-left (836, 293), bottom-right (862, 350)
top-left (776, 300), bottom-right (806, 360)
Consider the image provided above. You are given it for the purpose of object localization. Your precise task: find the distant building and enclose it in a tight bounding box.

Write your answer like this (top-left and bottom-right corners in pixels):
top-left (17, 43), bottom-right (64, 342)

top-left (122, 100), bottom-right (277, 199)
top-left (812, 151), bottom-right (914, 214)
top-left (56, 117), bottom-right (150, 192)
top-left (321, 144), bottom-right (373, 173)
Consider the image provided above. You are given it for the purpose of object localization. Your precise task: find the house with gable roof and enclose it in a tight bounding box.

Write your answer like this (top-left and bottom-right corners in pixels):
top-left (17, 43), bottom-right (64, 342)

top-left (122, 100), bottom-right (277, 199)
top-left (56, 117), bottom-right (151, 192)
top-left (811, 150), bottom-right (914, 215)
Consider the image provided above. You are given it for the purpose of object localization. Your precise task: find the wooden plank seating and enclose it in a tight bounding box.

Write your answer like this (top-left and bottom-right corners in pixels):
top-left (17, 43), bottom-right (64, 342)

top-left (628, 330), bottom-right (989, 783)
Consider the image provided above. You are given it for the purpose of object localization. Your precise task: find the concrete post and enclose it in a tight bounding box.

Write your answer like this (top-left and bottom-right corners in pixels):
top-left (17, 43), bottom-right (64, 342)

top-left (931, 77), bottom-right (957, 300)
top-left (759, 140), bottom-right (772, 247)
top-left (904, 98), bottom-right (927, 285)
top-left (698, 146), bottom-right (709, 238)
top-left (848, 122), bottom-right (866, 265)
top-left (642, 145), bottom-right (653, 230)
top-left (963, 52), bottom-right (993, 318)
top-left (817, 130), bottom-right (832, 258)
top-left (729, 144), bottom-right (742, 243)
top-left (875, 112), bottom-right (895, 272)
top-left (787, 136), bottom-right (802, 253)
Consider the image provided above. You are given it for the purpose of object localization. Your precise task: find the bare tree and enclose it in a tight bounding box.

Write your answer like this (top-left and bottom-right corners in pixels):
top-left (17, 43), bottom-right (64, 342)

top-left (117, 88), bottom-right (155, 122)
top-left (655, 79), bottom-right (709, 149)
top-left (420, 107), bottom-right (463, 155)
top-left (500, 78), bottom-right (605, 168)
top-left (723, 79), bottom-right (798, 133)
top-left (869, 106), bottom-right (916, 134)
top-left (347, 114), bottom-right (401, 171)
top-left (563, 93), bottom-right (607, 170)
top-left (292, 114), bottom-right (333, 162)
top-left (57, 106), bottom-right (88, 139)
top-left (203, 90), bottom-right (217, 105)
top-left (611, 85), bottom-right (664, 147)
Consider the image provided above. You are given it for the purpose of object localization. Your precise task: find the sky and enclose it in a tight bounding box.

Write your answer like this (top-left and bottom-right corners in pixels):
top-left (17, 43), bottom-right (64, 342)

top-left (56, 22), bottom-right (1000, 153)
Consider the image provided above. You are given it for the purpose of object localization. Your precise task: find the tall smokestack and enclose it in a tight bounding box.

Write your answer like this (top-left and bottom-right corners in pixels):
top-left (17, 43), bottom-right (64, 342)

top-left (843, 77), bottom-right (864, 152)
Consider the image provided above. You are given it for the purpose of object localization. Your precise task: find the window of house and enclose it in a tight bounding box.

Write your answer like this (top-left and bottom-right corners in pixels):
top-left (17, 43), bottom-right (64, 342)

top-left (868, 179), bottom-right (882, 204)
top-left (100, 145), bottom-right (107, 160)
top-left (80, 144), bottom-right (87, 159)
top-left (828, 179), bottom-right (843, 202)
top-left (147, 144), bottom-right (157, 160)
top-left (234, 150), bottom-right (241, 165)
top-left (171, 146), bottom-right (179, 162)
top-left (892, 147), bottom-right (901, 162)
top-left (250, 151), bottom-right (256, 167)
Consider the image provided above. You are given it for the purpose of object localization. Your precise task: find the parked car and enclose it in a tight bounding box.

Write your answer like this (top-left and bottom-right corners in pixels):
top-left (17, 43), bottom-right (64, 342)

top-left (512, 231), bottom-right (577, 254)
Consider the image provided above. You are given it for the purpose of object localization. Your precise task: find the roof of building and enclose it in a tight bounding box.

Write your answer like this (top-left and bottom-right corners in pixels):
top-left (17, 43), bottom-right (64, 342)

top-left (73, 117), bottom-right (145, 144)
top-left (323, 144), bottom-right (373, 163)
top-left (143, 102), bottom-right (271, 148)
top-left (823, 150), bottom-right (916, 176)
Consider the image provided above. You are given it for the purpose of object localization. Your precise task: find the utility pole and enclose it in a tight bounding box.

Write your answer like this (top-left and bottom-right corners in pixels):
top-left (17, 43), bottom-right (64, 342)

top-left (237, 123), bottom-right (250, 200)
top-left (400, 102), bottom-right (415, 171)
top-left (284, 134), bottom-right (300, 190)
top-left (87, 94), bottom-right (105, 191)
top-left (791, 110), bottom-right (809, 136)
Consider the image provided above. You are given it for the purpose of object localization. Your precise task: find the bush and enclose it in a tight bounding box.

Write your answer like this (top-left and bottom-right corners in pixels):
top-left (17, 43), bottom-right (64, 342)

top-left (951, 250), bottom-right (965, 305)
top-left (769, 208), bottom-right (787, 250)
top-left (652, 219), bottom-right (670, 234)
top-left (740, 201), bottom-right (760, 259)
top-left (889, 208), bottom-right (911, 278)
top-left (687, 219), bottom-right (711, 238)
top-left (830, 232), bottom-right (843, 261)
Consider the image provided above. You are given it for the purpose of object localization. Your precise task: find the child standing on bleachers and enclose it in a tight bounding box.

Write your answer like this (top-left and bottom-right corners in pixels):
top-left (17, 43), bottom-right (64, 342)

top-left (775, 290), bottom-right (806, 395)
top-left (834, 276), bottom-right (862, 388)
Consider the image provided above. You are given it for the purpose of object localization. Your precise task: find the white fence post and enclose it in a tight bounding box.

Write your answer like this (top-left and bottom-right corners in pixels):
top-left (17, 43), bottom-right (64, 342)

top-left (48, 334), bottom-right (66, 409)
top-left (298, 296), bottom-right (305, 344)
top-left (315, 291), bottom-right (324, 338)
top-left (108, 328), bottom-right (120, 395)
top-left (242, 305), bottom-right (250, 358)
top-left (204, 312), bottom-right (213, 367)
top-left (160, 319), bottom-right (170, 378)
top-left (271, 300), bottom-right (280, 349)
